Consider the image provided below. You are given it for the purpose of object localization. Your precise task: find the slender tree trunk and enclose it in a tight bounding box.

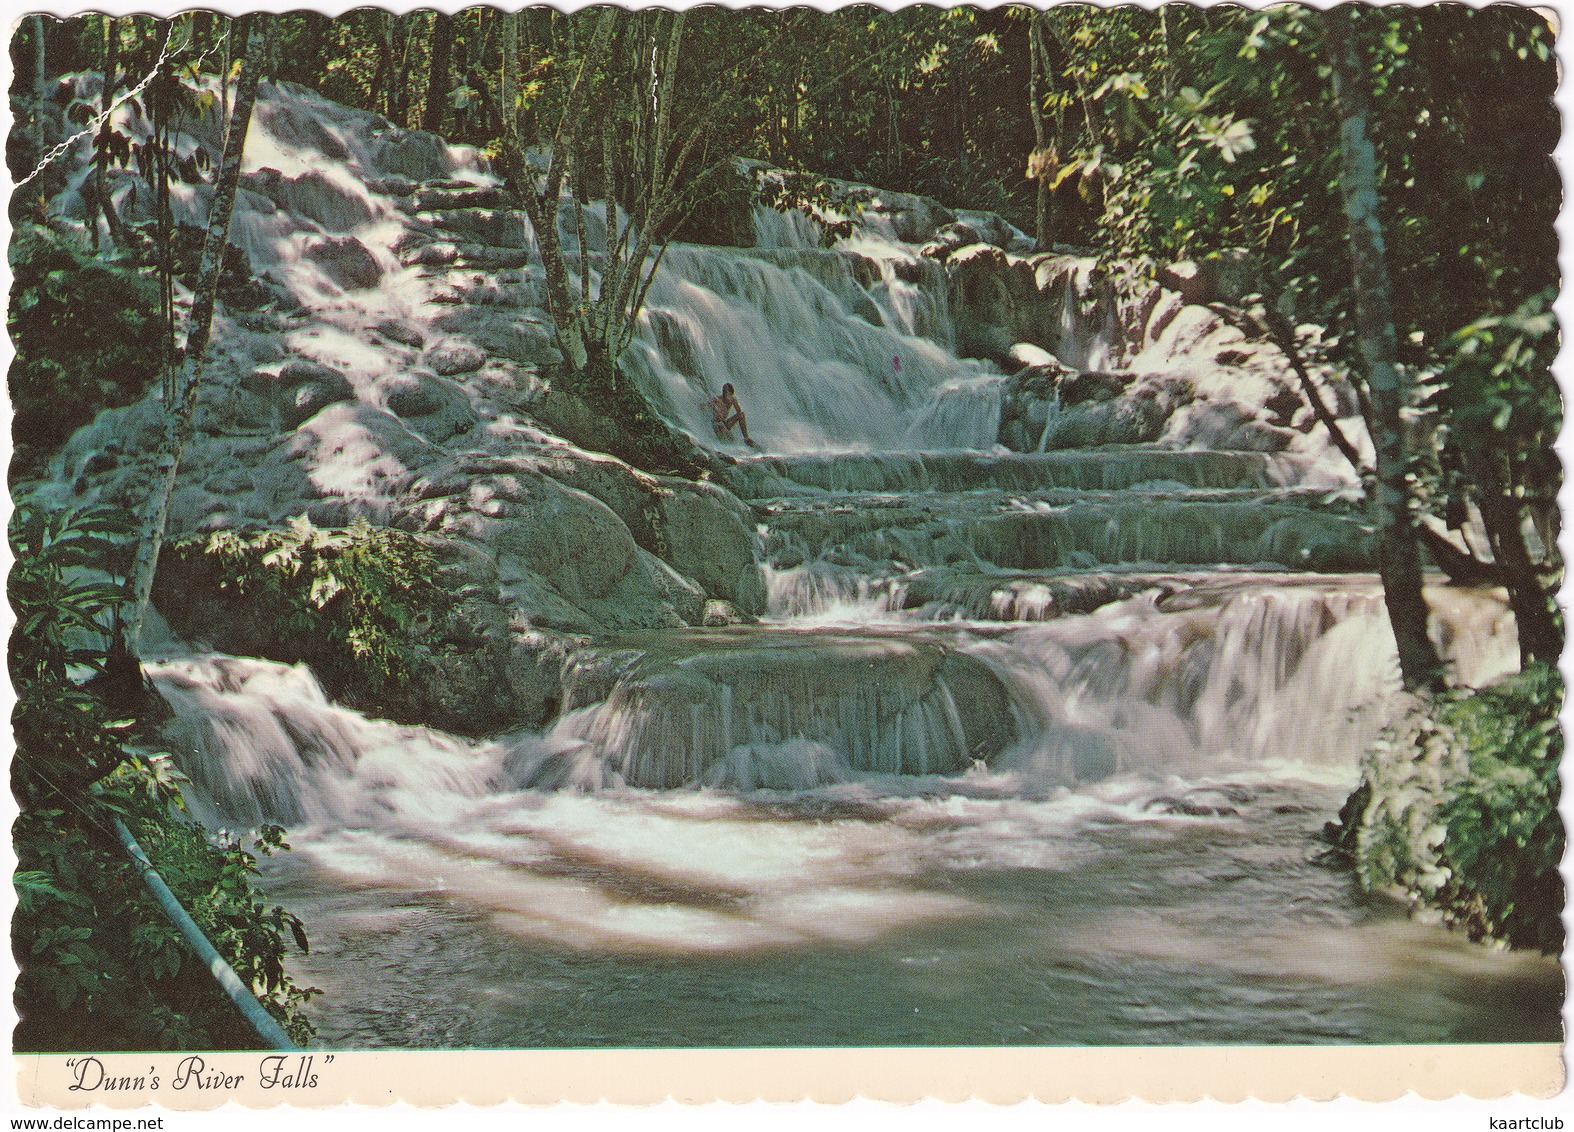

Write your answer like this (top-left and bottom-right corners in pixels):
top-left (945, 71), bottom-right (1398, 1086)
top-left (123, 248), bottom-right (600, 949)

top-left (422, 12), bottom-right (453, 135)
top-left (1325, 9), bottom-right (1445, 693)
top-left (372, 12), bottom-right (394, 120)
top-left (1027, 17), bottom-right (1052, 252)
top-left (495, 8), bottom-right (618, 378)
top-left (220, 13), bottom-right (232, 119)
top-left (391, 15), bottom-right (411, 127)
top-left (147, 19), bottom-right (177, 389)
top-left (500, 9), bottom-right (517, 130)
top-left (31, 14), bottom-right (48, 156)
top-left (127, 17), bottom-right (268, 652)
top-left (1469, 450), bottom-right (1563, 667)
top-left (89, 15), bottom-right (130, 253)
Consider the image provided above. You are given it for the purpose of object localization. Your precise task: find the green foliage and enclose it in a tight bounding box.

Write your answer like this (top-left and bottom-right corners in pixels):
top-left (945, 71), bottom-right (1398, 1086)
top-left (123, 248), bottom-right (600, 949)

top-left (1434, 289), bottom-right (1560, 517)
top-left (1344, 667), bottom-right (1564, 954)
top-left (11, 502), bottom-right (318, 1050)
top-left (165, 516), bottom-right (447, 710)
top-left (1433, 664), bottom-right (1564, 953)
top-left (755, 171), bottom-right (859, 244)
top-left (7, 222), bottom-right (164, 478)
top-left (16, 780), bottom-right (319, 1050)
top-left (10, 502), bottom-right (138, 800)
top-left (1077, 7), bottom-right (1329, 270)
top-left (115, 801), bottom-right (319, 1046)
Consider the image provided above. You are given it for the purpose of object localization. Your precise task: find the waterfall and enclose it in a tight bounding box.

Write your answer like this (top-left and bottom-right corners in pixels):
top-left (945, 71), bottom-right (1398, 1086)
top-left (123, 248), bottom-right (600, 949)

top-left (151, 656), bottom-right (498, 828)
top-left (619, 213), bottom-right (1002, 453)
top-left (155, 578), bottom-right (1516, 817)
top-left (33, 76), bottom-right (1552, 1049)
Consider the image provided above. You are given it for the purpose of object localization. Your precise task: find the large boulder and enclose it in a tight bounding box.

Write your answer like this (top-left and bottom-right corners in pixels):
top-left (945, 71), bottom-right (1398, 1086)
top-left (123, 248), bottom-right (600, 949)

top-left (280, 400), bottom-right (442, 500)
top-left (997, 359), bottom-right (1074, 452)
top-left (428, 307), bottom-right (562, 368)
top-left (370, 371), bottom-right (476, 442)
top-left (417, 206), bottom-right (529, 249)
top-left (1156, 248), bottom-right (1265, 308)
top-left (240, 167), bottom-right (373, 232)
top-left (150, 529), bottom-right (576, 735)
top-left (407, 465), bottom-right (638, 604)
top-left (303, 235), bottom-right (382, 290)
top-left (367, 125), bottom-right (457, 182)
top-left (424, 340), bottom-right (487, 376)
top-left (1037, 372), bottom-right (1196, 451)
top-left (945, 244), bottom-right (1019, 363)
top-left (536, 636), bottom-right (1015, 788)
top-left (952, 209), bottom-right (1020, 249)
top-left (654, 478), bottom-right (765, 614)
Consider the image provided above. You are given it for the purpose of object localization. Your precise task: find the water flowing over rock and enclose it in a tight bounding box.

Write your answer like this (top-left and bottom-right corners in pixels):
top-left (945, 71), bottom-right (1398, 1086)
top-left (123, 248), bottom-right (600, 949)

top-left (28, 74), bottom-right (1549, 1048)
top-left (38, 79), bottom-right (770, 668)
top-left (37, 64), bottom-right (1377, 726)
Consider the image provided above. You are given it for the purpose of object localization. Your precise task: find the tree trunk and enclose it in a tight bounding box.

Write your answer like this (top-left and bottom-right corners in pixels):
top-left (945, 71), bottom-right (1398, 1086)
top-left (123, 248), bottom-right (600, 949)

top-left (88, 15), bottom-right (130, 253)
top-left (1470, 450), bottom-right (1563, 667)
top-left (500, 9), bottom-right (517, 130)
top-left (220, 13), bottom-right (232, 119)
top-left (1325, 9), bottom-right (1445, 693)
top-left (147, 19), bottom-right (177, 387)
top-left (31, 15), bottom-right (48, 156)
top-left (127, 16), bottom-right (268, 652)
top-left (391, 15), bottom-right (411, 127)
top-left (1028, 17), bottom-right (1052, 252)
top-left (422, 12), bottom-right (453, 135)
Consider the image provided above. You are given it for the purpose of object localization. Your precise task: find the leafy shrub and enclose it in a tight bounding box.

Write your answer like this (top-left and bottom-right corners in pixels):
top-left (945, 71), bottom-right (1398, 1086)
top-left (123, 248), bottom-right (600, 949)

top-left (1340, 664), bottom-right (1564, 953)
top-left (11, 501), bottom-right (319, 1050)
top-left (8, 223), bottom-right (165, 479)
top-left (1434, 664), bottom-right (1563, 953)
top-left (159, 515), bottom-right (449, 717)
top-left (15, 780), bottom-right (319, 1051)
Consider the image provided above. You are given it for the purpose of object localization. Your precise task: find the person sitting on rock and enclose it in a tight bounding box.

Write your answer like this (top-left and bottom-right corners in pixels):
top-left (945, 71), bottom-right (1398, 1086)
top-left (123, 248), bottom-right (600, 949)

top-left (708, 383), bottom-right (756, 447)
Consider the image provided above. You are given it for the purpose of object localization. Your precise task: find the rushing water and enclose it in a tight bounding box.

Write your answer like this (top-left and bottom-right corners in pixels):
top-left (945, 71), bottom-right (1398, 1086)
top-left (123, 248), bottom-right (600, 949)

top-left (255, 773), bottom-right (1559, 1048)
top-left (148, 574), bottom-right (1559, 1048)
top-left (131, 93), bottom-right (1562, 1046)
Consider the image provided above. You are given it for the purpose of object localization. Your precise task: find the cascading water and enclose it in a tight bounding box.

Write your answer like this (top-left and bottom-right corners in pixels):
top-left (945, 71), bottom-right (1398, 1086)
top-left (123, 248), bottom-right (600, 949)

top-left (128, 94), bottom-right (1556, 1046)
top-left (153, 575), bottom-right (1551, 1047)
top-left (619, 209), bottom-right (1004, 452)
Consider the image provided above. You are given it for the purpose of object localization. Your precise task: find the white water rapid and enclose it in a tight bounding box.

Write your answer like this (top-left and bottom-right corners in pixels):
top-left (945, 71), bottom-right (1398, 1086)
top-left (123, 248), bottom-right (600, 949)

top-left (620, 211), bottom-right (1004, 452)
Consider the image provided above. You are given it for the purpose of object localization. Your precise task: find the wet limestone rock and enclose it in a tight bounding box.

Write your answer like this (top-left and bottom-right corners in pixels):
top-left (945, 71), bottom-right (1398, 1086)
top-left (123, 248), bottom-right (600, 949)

top-left (374, 319), bottom-right (425, 348)
top-left (428, 307), bottom-right (562, 368)
top-left (240, 166), bottom-right (373, 232)
top-left (367, 124), bottom-right (457, 183)
top-left (654, 478), bottom-right (766, 615)
top-left (1037, 372), bottom-right (1196, 451)
top-left (943, 244), bottom-right (1102, 368)
top-left (424, 340), bottom-right (487, 376)
top-left (244, 359), bottom-right (357, 429)
top-left (408, 465), bottom-right (637, 604)
top-left (303, 234), bottom-right (382, 290)
top-left (1156, 248), bottom-right (1265, 308)
top-left (546, 635), bottom-right (1015, 788)
top-left (149, 532), bottom-right (575, 735)
top-left (284, 400), bottom-right (442, 498)
top-left (371, 371), bottom-right (477, 443)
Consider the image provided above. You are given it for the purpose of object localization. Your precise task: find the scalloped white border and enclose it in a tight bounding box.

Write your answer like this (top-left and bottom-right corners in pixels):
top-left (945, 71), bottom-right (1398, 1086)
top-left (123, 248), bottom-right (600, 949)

top-left (5, 0), bottom-right (1569, 1122)
top-left (13, 1044), bottom-right (1569, 1107)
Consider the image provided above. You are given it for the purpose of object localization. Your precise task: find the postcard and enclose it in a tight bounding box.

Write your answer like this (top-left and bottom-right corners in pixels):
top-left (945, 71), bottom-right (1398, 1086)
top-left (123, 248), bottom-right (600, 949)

top-left (8, 2), bottom-right (1565, 1112)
